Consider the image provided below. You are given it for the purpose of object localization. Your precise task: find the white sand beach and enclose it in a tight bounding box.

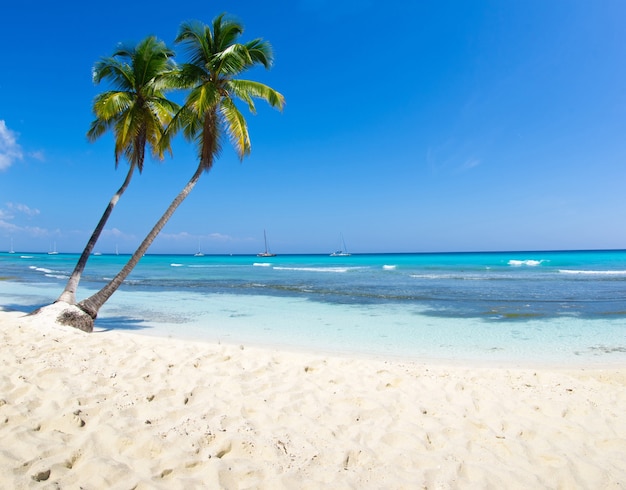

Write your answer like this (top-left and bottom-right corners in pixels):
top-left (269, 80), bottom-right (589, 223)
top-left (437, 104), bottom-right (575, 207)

top-left (1, 306), bottom-right (625, 489)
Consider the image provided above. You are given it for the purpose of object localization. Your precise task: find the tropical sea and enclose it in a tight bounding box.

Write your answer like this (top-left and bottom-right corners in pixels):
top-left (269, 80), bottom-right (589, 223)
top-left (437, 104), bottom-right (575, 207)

top-left (1, 249), bottom-right (626, 366)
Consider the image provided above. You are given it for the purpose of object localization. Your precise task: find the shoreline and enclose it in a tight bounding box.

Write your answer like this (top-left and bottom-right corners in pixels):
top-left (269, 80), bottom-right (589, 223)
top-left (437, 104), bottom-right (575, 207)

top-left (123, 324), bottom-right (626, 371)
top-left (1, 308), bottom-right (625, 488)
top-left (4, 279), bottom-right (626, 369)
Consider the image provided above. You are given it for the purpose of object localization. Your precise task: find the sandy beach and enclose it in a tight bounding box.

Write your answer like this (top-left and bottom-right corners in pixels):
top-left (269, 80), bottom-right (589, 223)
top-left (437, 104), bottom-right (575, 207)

top-left (1, 306), bottom-right (625, 489)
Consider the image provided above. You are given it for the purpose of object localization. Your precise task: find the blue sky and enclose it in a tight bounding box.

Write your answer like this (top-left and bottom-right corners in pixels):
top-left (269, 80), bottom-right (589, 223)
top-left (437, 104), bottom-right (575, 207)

top-left (1, 0), bottom-right (626, 255)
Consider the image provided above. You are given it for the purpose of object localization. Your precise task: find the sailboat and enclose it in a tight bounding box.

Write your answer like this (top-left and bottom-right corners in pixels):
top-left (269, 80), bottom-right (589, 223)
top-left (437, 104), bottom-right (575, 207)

top-left (257, 230), bottom-right (276, 257)
top-left (330, 233), bottom-right (351, 257)
top-left (48, 242), bottom-right (59, 255)
top-left (194, 238), bottom-right (205, 257)
top-left (9, 238), bottom-right (15, 254)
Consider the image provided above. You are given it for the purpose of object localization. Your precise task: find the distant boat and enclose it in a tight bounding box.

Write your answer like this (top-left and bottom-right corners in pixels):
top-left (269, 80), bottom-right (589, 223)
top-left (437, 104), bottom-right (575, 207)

top-left (48, 242), bottom-right (59, 255)
top-left (257, 230), bottom-right (276, 257)
top-left (194, 239), bottom-right (205, 257)
top-left (93, 252), bottom-right (102, 256)
top-left (330, 233), bottom-right (351, 257)
top-left (9, 238), bottom-right (15, 254)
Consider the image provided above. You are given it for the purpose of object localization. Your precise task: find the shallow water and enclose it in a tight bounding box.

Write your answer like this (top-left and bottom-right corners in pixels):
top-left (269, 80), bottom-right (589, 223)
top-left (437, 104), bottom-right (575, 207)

top-left (1, 250), bottom-right (626, 365)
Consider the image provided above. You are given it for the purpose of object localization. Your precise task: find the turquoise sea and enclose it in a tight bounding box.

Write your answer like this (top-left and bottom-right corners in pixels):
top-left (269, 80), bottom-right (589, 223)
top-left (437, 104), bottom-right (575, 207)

top-left (1, 250), bottom-right (626, 366)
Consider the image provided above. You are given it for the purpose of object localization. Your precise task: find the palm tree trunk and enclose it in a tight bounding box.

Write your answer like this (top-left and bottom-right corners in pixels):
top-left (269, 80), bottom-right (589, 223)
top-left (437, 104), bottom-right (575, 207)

top-left (57, 165), bottom-right (136, 305)
top-left (77, 164), bottom-right (204, 319)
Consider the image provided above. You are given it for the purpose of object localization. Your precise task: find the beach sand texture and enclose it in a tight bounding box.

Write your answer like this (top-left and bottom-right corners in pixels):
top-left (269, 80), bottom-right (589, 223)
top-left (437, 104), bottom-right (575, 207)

top-left (1, 306), bottom-right (625, 489)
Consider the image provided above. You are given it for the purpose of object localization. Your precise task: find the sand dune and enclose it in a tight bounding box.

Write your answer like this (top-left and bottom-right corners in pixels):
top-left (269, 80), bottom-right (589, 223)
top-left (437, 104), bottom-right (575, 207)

top-left (1, 307), bottom-right (625, 489)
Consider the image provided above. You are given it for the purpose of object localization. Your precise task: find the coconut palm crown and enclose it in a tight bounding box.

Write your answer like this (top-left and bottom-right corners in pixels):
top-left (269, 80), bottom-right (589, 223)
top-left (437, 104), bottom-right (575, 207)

top-left (88, 35), bottom-right (180, 169)
top-left (167, 14), bottom-right (285, 171)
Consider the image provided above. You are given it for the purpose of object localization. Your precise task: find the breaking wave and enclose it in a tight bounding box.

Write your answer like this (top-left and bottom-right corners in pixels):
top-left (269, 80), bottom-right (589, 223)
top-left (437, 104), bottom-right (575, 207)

top-left (273, 266), bottom-right (352, 273)
top-left (508, 260), bottom-right (544, 267)
top-left (559, 269), bottom-right (626, 275)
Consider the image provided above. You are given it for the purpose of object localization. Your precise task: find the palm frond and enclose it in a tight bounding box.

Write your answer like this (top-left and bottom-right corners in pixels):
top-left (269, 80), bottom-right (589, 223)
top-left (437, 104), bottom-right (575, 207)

top-left (111, 40), bottom-right (136, 59)
top-left (177, 63), bottom-right (209, 89)
top-left (86, 117), bottom-right (113, 142)
top-left (92, 91), bottom-right (134, 121)
top-left (219, 97), bottom-right (250, 160)
top-left (244, 39), bottom-right (274, 69)
top-left (214, 44), bottom-right (252, 76)
top-left (113, 111), bottom-right (135, 161)
top-left (152, 68), bottom-right (182, 92)
top-left (185, 113), bottom-right (204, 143)
top-left (212, 14), bottom-right (244, 52)
top-left (227, 79), bottom-right (285, 111)
top-left (94, 59), bottom-right (136, 91)
top-left (187, 84), bottom-right (221, 118)
top-left (150, 97), bottom-right (180, 126)
top-left (136, 37), bottom-right (176, 86)
top-left (175, 21), bottom-right (213, 69)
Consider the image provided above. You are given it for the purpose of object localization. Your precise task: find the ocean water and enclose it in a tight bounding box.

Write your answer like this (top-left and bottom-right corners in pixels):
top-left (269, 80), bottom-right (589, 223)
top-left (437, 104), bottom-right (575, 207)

top-left (1, 250), bottom-right (626, 366)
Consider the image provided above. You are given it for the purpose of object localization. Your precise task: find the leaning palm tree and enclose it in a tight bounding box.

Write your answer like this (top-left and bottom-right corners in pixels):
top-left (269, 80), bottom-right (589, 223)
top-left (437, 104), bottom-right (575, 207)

top-left (67, 14), bottom-right (284, 330)
top-left (56, 36), bottom-right (179, 306)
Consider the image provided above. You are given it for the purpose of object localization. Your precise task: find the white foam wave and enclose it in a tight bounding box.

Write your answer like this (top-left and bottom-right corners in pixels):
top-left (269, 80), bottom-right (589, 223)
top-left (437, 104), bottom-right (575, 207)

top-left (382, 265), bottom-right (397, 270)
top-left (30, 266), bottom-right (55, 274)
top-left (410, 273), bottom-right (492, 280)
top-left (45, 274), bottom-right (68, 279)
top-left (559, 269), bottom-right (626, 275)
top-left (508, 259), bottom-right (544, 267)
top-left (170, 263), bottom-right (184, 267)
top-left (411, 274), bottom-right (448, 279)
top-left (253, 262), bottom-right (272, 267)
top-left (274, 266), bottom-right (350, 273)
top-left (20, 255), bottom-right (33, 259)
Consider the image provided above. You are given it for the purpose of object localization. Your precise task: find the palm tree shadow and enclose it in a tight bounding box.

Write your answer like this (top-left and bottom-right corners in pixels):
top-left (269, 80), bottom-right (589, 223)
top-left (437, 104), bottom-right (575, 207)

top-left (0, 302), bottom-right (152, 333)
top-left (2, 302), bottom-right (47, 315)
top-left (93, 316), bottom-right (153, 333)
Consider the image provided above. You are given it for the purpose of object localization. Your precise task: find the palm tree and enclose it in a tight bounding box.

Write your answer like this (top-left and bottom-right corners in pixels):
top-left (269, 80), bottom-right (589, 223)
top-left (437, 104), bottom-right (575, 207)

top-left (56, 36), bottom-right (179, 305)
top-left (72, 14), bottom-right (284, 326)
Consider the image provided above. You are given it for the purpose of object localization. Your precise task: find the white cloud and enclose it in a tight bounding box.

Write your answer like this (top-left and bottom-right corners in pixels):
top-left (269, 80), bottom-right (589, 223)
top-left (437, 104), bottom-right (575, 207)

top-left (23, 225), bottom-right (50, 237)
top-left (159, 231), bottom-right (194, 241)
top-left (6, 202), bottom-right (40, 217)
top-left (102, 227), bottom-right (136, 240)
top-left (208, 232), bottom-right (236, 242)
top-left (0, 120), bottom-right (23, 171)
top-left (0, 219), bottom-right (19, 232)
top-left (0, 219), bottom-right (48, 237)
top-left (0, 202), bottom-right (43, 236)
top-left (158, 231), bottom-right (239, 243)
